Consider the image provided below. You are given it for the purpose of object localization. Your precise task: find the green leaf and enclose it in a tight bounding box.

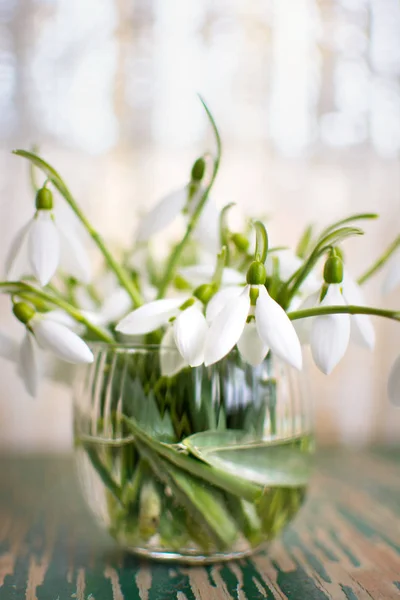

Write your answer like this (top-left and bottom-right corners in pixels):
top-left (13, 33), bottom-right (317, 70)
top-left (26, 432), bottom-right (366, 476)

top-left (183, 431), bottom-right (313, 487)
top-left (122, 416), bottom-right (262, 502)
top-left (318, 213), bottom-right (378, 240)
top-left (135, 440), bottom-right (238, 550)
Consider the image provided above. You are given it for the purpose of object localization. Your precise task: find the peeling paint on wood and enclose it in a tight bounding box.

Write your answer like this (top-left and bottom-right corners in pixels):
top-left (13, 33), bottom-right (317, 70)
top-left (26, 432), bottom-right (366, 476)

top-left (0, 451), bottom-right (399, 599)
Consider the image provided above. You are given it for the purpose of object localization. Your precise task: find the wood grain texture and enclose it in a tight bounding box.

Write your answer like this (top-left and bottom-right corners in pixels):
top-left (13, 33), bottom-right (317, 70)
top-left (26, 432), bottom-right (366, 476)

top-left (0, 450), bottom-right (399, 600)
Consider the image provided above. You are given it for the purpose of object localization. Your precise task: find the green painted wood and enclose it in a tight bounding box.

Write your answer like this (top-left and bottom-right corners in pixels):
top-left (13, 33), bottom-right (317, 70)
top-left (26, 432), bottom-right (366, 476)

top-left (0, 450), bottom-right (400, 599)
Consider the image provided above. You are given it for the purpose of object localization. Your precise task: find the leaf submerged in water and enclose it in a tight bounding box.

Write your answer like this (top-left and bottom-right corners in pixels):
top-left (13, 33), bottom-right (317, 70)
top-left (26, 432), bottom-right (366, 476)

top-left (182, 430), bottom-right (313, 487)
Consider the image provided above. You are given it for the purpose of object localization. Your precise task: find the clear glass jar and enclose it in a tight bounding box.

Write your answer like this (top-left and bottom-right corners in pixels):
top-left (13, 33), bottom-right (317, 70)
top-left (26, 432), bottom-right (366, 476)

top-left (73, 343), bottom-right (314, 564)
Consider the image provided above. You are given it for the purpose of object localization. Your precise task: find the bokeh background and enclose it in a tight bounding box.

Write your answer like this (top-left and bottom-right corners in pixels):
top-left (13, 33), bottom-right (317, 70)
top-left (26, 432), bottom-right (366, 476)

top-left (0, 0), bottom-right (399, 451)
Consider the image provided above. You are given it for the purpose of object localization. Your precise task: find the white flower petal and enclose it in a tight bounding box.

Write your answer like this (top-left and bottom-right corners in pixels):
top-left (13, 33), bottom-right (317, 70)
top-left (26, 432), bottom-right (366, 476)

top-left (160, 326), bottom-right (187, 377)
top-left (204, 286), bottom-right (250, 366)
top-left (18, 331), bottom-right (40, 397)
top-left (342, 271), bottom-right (375, 349)
top-left (179, 265), bottom-right (244, 287)
top-left (310, 284), bottom-right (350, 375)
top-left (115, 298), bottom-right (182, 335)
top-left (292, 290), bottom-right (320, 346)
top-left (206, 286), bottom-right (244, 323)
top-left (237, 322), bottom-right (269, 366)
top-left (136, 188), bottom-right (187, 242)
top-left (255, 286), bottom-right (303, 370)
top-left (382, 250), bottom-right (400, 295)
top-left (388, 355), bottom-right (400, 407)
top-left (5, 220), bottom-right (32, 280)
top-left (32, 317), bottom-right (93, 364)
top-left (58, 220), bottom-right (92, 283)
top-left (0, 332), bottom-right (19, 363)
top-left (100, 287), bottom-right (132, 324)
top-left (173, 304), bottom-right (208, 367)
top-left (28, 211), bottom-right (60, 286)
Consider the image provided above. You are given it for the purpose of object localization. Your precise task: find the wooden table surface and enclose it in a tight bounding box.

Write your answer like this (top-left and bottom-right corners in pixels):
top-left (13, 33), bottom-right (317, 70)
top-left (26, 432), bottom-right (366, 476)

top-left (0, 450), bottom-right (399, 600)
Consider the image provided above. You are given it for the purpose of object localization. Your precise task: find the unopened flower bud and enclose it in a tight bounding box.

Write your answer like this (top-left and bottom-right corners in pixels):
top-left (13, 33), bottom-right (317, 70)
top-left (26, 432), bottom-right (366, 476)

top-left (246, 261), bottom-right (267, 285)
top-left (231, 233), bottom-right (249, 252)
top-left (13, 302), bottom-right (35, 325)
top-left (35, 186), bottom-right (53, 211)
top-left (193, 283), bottom-right (215, 305)
top-left (324, 250), bottom-right (343, 284)
top-left (191, 157), bottom-right (206, 182)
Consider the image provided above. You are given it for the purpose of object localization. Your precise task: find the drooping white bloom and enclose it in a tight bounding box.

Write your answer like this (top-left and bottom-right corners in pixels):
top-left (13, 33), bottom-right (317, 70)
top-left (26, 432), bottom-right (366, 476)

top-left (135, 186), bottom-right (220, 253)
top-left (116, 297), bottom-right (208, 368)
top-left (295, 271), bottom-right (375, 353)
top-left (0, 311), bottom-right (93, 397)
top-left (310, 284), bottom-right (351, 375)
top-left (382, 249), bottom-right (400, 296)
top-left (204, 285), bottom-right (302, 369)
top-left (6, 211), bottom-right (91, 286)
top-left (388, 355), bottom-right (400, 407)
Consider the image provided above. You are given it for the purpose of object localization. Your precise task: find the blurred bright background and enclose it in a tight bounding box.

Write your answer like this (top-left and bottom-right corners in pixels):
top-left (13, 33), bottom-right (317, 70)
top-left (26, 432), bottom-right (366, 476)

top-left (0, 0), bottom-right (399, 451)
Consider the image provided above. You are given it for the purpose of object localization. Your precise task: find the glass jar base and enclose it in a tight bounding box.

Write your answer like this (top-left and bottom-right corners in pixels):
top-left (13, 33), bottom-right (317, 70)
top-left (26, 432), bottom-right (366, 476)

top-left (121, 542), bottom-right (269, 564)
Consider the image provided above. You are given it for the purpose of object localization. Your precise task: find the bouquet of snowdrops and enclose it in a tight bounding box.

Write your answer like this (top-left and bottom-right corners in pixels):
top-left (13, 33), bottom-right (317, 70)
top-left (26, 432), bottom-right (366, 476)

top-left (1, 98), bottom-right (400, 558)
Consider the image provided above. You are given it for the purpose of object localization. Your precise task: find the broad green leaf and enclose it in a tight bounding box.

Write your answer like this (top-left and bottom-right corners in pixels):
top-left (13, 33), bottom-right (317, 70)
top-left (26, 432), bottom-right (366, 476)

top-left (183, 431), bottom-right (313, 488)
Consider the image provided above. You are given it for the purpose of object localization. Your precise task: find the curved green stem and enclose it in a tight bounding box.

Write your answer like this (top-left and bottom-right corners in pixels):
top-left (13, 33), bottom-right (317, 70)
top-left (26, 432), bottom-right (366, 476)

top-left (318, 213), bottom-right (378, 241)
top-left (219, 203), bottom-right (235, 265)
top-left (280, 226), bottom-right (364, 309)
top-left (0, 281), bottom-right (114, 343)
top-left (212, 246), bottom-right (227, 288)
top-left (288, 304), bottom-right (400, 322)
top-left (358, 235), bottom-right (400, 285)
top-left (156, 97), bottom-right (222, 299)
top-left (254, 221), bottom-right (268, 263)
top-left (12, 150), bottom-right (143, 307)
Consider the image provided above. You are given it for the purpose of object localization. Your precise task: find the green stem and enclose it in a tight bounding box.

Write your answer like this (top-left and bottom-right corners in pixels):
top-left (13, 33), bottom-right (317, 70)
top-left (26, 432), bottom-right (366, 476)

top-left (357, 235), bottom-right (400, 285)
top-left (254, 221), bottom-right (268, 263)
top-left (13, 150), bottom-right (143, 307)
top-left (156, 97), bottom-right (222, 299)
top-left (212, 246), bottom-right (227, 288)
top-left (0, 281), bottom-right (114, 343)
top-left (288, 304), bottom-right (400, 322)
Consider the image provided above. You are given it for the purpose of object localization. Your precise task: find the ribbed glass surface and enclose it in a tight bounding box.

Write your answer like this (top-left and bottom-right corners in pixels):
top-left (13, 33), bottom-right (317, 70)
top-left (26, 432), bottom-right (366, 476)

top-left (73, 345), bottom-right (314, 562)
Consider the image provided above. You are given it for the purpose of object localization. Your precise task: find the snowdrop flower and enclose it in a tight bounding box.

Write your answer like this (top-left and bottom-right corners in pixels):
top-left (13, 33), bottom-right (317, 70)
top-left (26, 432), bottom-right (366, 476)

top-left (304, 250), bottom-right (352, 375)
top-left (382, 249), bottom-right (400, 295)
top-left (7, 303), bottom-right (93, 396)
top-left (116, 294), bottom-right (209, 372)
top-left (295, 259), bottom-right (375, 375)
top-left (204, 261), bottom-right (302, 369)
top-left (6, 186), bottom-right (91, 286)
top-left (310, 284), bottom-right (350, 375)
